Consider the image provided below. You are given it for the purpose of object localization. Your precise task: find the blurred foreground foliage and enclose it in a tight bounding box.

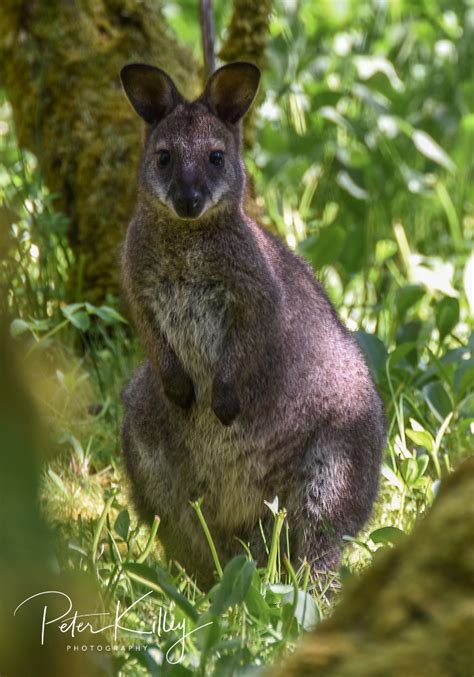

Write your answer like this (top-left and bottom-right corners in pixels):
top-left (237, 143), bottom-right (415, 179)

top-left (0, 0), bottom-right (473, 674)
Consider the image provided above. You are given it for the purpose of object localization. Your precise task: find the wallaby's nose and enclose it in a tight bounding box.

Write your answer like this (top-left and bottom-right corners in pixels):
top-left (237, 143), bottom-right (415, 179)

top-left (174, 189), bottom-right (203, 219)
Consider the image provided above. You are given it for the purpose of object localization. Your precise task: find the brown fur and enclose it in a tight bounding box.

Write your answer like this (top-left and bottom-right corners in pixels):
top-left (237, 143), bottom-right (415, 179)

top-left (119, 62), bottom-right (386, 587)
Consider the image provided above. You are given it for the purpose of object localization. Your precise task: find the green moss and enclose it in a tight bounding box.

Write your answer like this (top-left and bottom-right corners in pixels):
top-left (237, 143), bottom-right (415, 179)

top-left (219, 0), bottom-right (272, 64)
top-left (219, 0), bottom-right (273, 149)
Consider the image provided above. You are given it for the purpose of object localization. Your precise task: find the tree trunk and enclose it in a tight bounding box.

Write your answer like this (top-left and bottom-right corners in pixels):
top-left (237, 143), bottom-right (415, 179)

top-left (219, 0), bottom-right (272, 149)
top-left (0, 0), bottom-right (272, 303)
top-left (271, 457), bottom-right (474, 677)
top-left (0, 0), bottom-right (199, 303)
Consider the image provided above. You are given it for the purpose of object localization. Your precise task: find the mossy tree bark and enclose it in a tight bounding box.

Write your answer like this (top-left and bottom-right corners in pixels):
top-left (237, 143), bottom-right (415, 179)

top-left (271, 457), bottom-right (474, 677)
top-left (219, 0), bottom-right (273, 148)
top-left (0, 0), bottom-right (272, 303)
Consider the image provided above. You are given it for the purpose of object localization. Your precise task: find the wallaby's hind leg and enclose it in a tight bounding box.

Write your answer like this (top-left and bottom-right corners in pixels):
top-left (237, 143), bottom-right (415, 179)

top-left (288, 425), bottom-right (383, 578)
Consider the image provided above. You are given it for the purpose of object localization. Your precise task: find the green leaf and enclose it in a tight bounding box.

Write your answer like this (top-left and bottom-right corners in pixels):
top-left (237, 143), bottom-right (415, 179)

top-left (354, 331), bottom-right (388, 384)
top-left (336, 171), bottom-right (368, 201)
top-left (91, 304), bottom-right (128, 325)
top-left (298, 226), bottom-right (346, 270)
top-left (282, 589), bottom-right (320, 630)
top-left (70, 312), bottom-right (91, 331)
top-left (62, 302), bottom-right (84, 313)
top-left (62, 304), bottom-right (91, 332)
top-left (69, 435), bottom-right (84, 464)
top-left (370, 526), bottom-right (405, 545)
top-left (209, 556), bottom-right (255, 617)
top-left (412, 130), bottom-right (456, 172)
top-left (389, 341), bottom-right (418, 367)
top-left (354, 55), bottom-right (404, 92)
top-left (423, 382), bottom-right (453, 423)
top-left (10, 318), bottom-right (31, 337)
top-left (245, 573), bottom-right (271, 623)
top-left (47, 468), bottom-right (69, 498)
top-left (454, 357), bottom-right (474, 398)
top-left (395, 321), bottom-right (423, 347)
top-left (417, 454), bottom-right (430, 478)
top-left (319, 105), bottom-right (353, 131)
top-left (194, 610), bottom-right (222, 653)
top-left (395, 285), bottom-right (425, 321)
top-left (382, 464), bottom-right (404, 491)
top-left (114, 509), bottom-right (130, 541)
top-left (401, 457), bottom-right (422, 485)
top-left (406, 429), bottom-right (434, 452)
top-left (436, 297), bottom-right (459, 342)
top-left (375, 239), bottom-right (397, 263)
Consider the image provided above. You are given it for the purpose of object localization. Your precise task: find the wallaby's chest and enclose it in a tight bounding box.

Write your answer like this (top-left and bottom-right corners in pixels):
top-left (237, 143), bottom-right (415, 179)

top-left (150, 276), bottom-right (231, 381)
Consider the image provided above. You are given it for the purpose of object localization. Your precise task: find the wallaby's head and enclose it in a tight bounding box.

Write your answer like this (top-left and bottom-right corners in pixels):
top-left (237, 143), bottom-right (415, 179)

top-left (120, 62), bottom-right (260, 221)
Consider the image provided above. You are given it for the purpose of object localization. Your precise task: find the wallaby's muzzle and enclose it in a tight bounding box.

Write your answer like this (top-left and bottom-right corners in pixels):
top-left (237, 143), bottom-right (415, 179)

top-left (173, 187), bottom-right (204, 219)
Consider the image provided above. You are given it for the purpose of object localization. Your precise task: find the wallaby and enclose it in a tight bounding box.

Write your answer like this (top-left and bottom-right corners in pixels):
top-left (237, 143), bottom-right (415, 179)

top-left (120, 62), bottom-right (386, 588)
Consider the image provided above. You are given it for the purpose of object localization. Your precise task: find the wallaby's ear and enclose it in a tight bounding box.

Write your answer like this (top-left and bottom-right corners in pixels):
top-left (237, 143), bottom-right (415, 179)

top-left (204, 62), bottom-right (260, 124)
top-left (120, 63), bottom-right (183, 124)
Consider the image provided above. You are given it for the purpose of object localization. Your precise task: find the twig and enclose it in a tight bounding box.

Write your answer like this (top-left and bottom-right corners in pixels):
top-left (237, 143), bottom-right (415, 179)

top-left (200, 0), bottom-right (215, 78)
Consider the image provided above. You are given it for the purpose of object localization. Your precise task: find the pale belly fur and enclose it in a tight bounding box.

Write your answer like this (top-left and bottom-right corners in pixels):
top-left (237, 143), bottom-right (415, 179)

top-left (145, 279), bottom-right (267, 530)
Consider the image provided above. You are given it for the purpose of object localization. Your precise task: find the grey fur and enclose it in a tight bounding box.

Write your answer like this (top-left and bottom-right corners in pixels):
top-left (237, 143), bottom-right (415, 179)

top-left (120, 62), bottom-right (386, 587)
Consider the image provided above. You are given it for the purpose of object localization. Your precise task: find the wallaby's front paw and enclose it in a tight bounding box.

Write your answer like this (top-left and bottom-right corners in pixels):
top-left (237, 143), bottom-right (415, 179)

top-left (162, 371), bottom-right (195, 410)
top-left (212, 378), bottom-right (241, 426)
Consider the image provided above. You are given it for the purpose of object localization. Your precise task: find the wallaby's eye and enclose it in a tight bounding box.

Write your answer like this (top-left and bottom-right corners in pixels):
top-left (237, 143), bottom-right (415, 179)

top-left (157, 150), bottom-right (171, 167)
top-left (209, 150), bottom-right (224, 167)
